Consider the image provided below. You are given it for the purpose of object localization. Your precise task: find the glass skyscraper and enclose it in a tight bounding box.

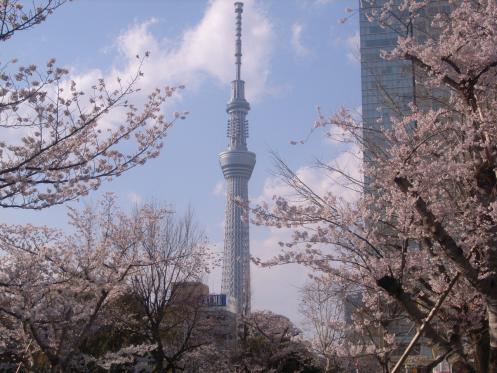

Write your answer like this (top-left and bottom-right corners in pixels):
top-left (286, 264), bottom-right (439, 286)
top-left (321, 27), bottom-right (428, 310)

top-left (358, 0), bottom-right (451, 368)
top-left (360, 0), bottom-right (449, 168)
top-left (360, 0), bottom-right (415, 128)
top-left (359, 0), bottom-right (416, 176)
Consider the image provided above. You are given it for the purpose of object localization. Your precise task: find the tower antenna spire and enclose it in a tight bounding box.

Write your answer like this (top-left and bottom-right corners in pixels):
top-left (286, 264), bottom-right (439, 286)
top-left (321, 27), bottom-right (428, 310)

top-left (234, 2), bottom-right (243, 81)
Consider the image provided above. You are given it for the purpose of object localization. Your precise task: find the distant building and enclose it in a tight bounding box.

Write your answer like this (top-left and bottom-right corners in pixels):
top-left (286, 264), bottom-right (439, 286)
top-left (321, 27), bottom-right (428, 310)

top-left (202, 301), bottom-right (237, 351)
top-left (171, 281), bottom-right (209, 305)
top-left (171, 281), bottom-right (237, 350)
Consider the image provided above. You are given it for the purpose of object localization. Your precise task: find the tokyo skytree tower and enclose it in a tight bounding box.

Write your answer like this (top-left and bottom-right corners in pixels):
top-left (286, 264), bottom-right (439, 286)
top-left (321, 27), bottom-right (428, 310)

top-left (219, 1), bottom-right (255, 315)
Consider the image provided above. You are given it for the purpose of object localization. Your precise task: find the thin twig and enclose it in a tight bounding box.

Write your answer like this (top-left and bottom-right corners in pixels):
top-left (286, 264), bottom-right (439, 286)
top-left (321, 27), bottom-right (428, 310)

top-left (15, 339), bottom-right (32, 373)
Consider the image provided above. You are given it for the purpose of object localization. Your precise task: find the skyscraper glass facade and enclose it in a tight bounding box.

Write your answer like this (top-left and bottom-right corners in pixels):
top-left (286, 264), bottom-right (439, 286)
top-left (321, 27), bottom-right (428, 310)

top-left (358, 0), bottom-right (450, 364)
top-left (360, 0), bottom-right (451, 135)
top-left (360, 0), bottom-right (414, 131)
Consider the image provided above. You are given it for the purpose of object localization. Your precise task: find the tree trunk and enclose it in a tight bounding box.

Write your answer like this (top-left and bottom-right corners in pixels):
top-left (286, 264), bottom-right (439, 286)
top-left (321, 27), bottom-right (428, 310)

top-left (151, 324), bottom-right (167, 373)
top-left (488, 297), bottom-right (497, 373)
top-left (153, 351), bottom-right (165, 373)
top-left (472, 325), bottom-right (490, 373)
top-left (377, 275), bottom-right (475, 372)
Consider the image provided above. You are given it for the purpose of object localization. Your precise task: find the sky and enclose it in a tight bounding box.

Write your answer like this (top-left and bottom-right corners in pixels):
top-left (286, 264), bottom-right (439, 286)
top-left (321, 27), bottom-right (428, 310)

top-left (2, 0), bottom-right (360, 328)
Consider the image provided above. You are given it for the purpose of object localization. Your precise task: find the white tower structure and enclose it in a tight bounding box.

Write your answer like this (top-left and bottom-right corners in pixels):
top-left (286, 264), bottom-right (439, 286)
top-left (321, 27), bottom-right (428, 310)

top-left (219, 1), bottom-right (255, 315)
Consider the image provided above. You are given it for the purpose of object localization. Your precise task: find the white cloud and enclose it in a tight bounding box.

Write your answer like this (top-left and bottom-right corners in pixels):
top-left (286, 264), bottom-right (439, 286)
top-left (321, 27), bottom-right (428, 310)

top-left (324, 106), bottom-right (362, 145)
top-left (251, 231), bottom-right (310, 326)
top-left (345, 31), bottom-right (360, 64)
top-left (299, 0), bottom-right (337, 6)
top-left (256, 145), bottom-right (363, 206)
top-left (331, 31), bottom-right (360, 66)
top-left (55, 0), bottom-right (274, 136)
top-left (291, 22), bottom-right (310, 57)
top-left (249, 144), bottom-right (363, 325)
top-left (212, 180), bottom-right (226, 197)
top-left (127, 192), bottom-right (143, 205)
top-left (110, 0), bottom-right (273, 102)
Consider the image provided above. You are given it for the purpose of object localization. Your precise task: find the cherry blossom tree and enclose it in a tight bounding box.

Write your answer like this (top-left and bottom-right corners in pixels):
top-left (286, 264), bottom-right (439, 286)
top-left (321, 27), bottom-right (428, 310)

top-left (232, 310), bottom-right (321, 373)
top-left (0, 0), bottom-right (67, 42)
top-left (299, 279), bottom-right (389, 372)
top-left (0, 197), bottom-right (214, 372)
top-left (300, 280), bottom-right (345, 372)
top-left (180, 344), bottom-right (231, 373)
top-left (0, 0), bottom-right (185, 209)
top-left (114, 206), bottom-right (213, 373)
top-left (252, 1), bottom-right (497, 372)
top-left (0, 195), bottom-right (158, 371)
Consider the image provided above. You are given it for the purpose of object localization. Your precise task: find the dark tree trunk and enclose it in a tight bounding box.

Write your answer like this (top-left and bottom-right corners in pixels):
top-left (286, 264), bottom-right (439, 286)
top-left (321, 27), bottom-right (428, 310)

top-left (488, 298), bottom-right (497, 373)
top-left (472, 325), bottom-right (490, 373)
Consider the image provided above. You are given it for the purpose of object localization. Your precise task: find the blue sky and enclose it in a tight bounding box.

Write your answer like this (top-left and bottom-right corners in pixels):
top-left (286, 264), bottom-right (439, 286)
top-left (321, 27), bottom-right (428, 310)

top-left (3, 0), bottom-right (359, 326)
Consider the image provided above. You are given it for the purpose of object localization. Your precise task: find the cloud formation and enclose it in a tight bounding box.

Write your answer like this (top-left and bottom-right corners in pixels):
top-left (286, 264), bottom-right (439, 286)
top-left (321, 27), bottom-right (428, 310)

top-left (346, 31), bottom-right (360, 64)
top-left (300, 0), bottom-right (337, 6)
top-left (256, 145), bottom-right (362, 206)
top-left (249, 143), bottom-right (362, 324)
top-left (127, 192), bottom-right (143, 206)
top-left (112, 0), bottom-right (274, 101)
top-left (212, 180), bottom-right (226, 197)
top-left (251, 232), bottom-right (310, 325)
top-left (291, 22), bottom-right (310, 57)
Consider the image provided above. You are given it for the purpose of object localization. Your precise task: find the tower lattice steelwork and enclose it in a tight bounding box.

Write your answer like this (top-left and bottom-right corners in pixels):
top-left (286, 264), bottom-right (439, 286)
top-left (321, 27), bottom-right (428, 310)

top-left (219, 1), bottom-right (255, 315)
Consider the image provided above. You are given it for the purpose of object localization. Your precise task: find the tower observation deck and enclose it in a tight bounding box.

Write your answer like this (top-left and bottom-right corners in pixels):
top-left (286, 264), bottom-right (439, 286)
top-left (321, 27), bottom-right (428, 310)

top-left (219, 1), bottom-right (255, 315)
